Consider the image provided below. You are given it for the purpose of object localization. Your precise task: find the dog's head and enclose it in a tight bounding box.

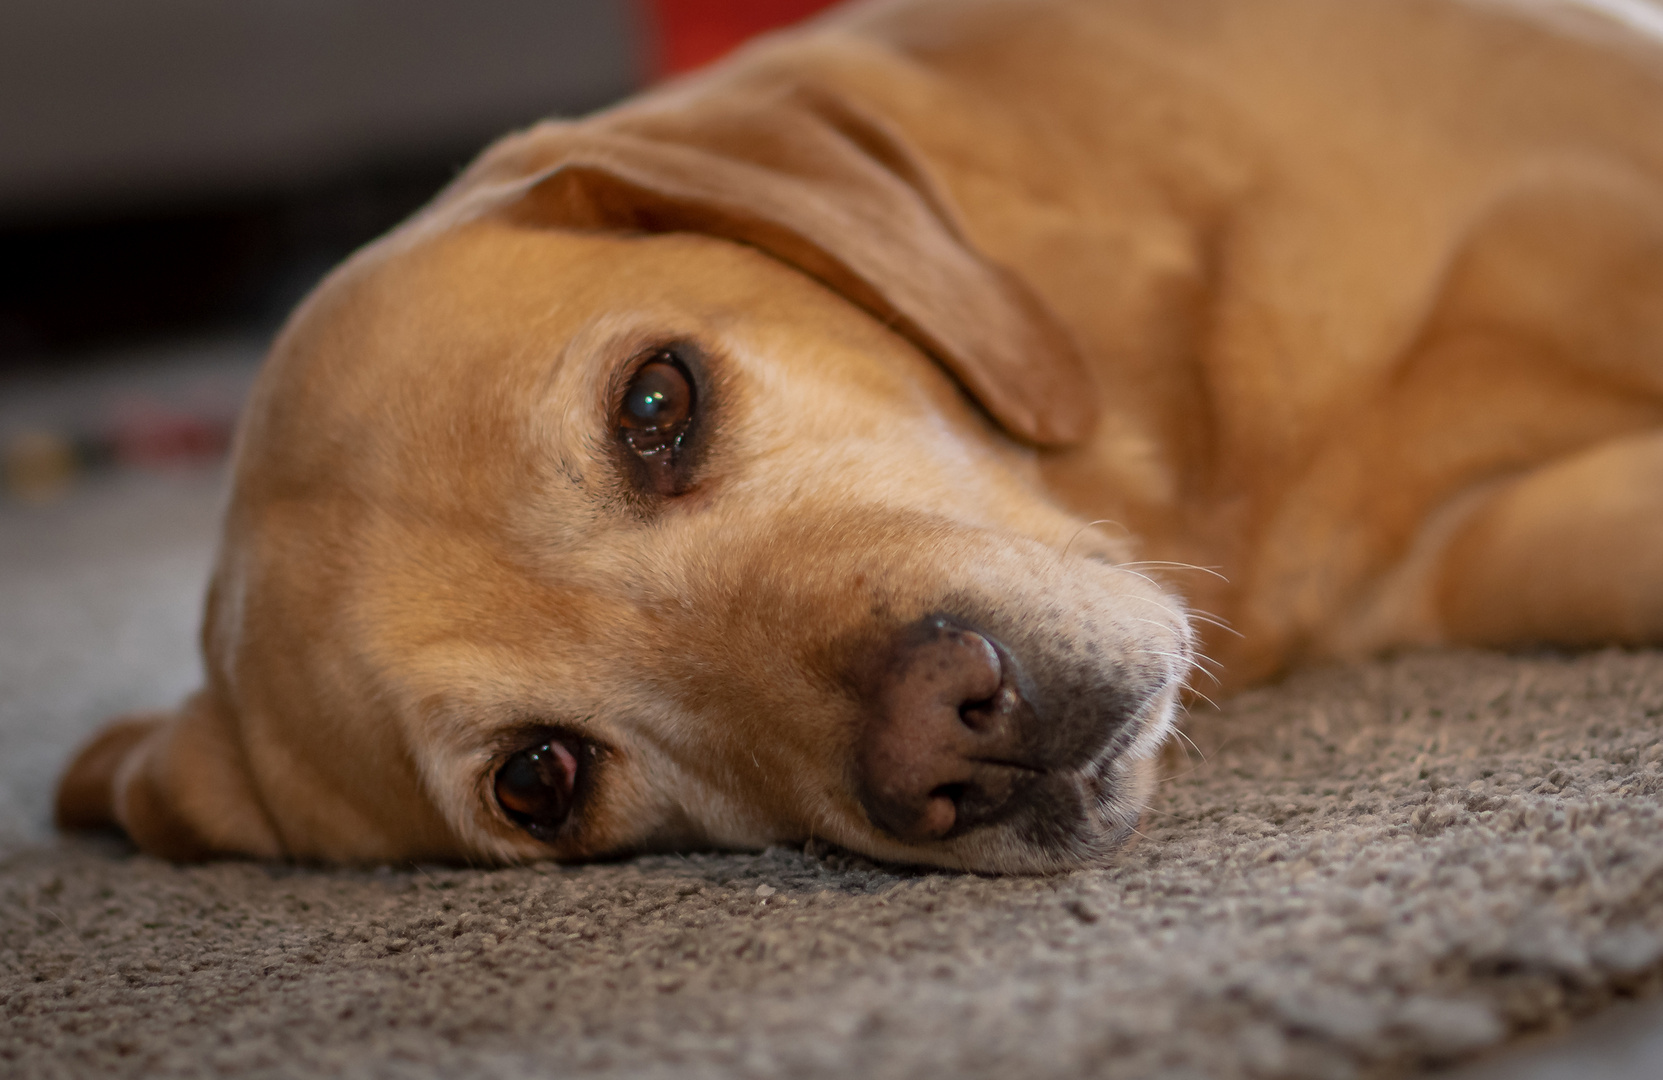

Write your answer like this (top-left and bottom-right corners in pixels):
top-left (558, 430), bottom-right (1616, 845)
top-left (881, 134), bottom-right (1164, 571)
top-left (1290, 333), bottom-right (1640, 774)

top-left (57, 51), bottom-right (1194, 873)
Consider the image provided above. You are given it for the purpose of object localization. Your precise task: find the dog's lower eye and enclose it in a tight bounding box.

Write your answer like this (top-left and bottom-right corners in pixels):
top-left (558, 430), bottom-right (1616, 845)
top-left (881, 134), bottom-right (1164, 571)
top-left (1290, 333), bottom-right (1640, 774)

top-left (494, 740), bottom-right (579, 839)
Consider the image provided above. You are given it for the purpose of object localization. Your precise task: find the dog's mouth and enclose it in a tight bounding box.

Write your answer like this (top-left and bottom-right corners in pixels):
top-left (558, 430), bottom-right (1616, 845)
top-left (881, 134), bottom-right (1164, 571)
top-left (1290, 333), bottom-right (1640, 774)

top-left (987, 675), bottom-right (1181, 871)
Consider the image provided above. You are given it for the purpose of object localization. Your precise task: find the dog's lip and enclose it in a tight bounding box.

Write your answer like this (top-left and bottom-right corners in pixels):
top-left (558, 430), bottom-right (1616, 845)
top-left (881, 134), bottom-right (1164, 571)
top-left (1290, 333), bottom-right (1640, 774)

top-left (966, 755), bottom-right (1045, 773)
top-left (944, 675), bottom-right (1174, 852)
top-left (1055, 665), bottom-right (1182, 819)
top-left (1079, 742), bottom-right (1129, 795)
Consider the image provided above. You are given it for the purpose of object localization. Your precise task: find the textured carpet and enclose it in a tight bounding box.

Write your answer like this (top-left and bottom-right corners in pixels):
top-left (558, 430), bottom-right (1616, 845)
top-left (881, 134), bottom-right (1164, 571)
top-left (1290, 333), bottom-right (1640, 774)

top-left (4, 470), bottom-right (1663, 1079)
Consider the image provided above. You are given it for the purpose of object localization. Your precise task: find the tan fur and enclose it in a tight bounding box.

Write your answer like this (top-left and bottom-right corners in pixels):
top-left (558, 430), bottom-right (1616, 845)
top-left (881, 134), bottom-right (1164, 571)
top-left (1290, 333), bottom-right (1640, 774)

top-left (57, 0), bottom-right (1663, 872)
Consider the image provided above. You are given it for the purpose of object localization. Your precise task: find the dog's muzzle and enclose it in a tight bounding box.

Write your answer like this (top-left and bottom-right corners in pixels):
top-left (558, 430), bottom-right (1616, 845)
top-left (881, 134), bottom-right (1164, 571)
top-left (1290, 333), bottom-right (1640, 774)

top-left (855, 614), bottom-right (1137, 843)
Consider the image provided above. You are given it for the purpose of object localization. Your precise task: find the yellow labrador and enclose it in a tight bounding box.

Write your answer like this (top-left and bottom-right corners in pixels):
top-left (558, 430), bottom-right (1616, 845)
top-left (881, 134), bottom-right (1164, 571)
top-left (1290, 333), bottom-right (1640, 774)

top-left (56, 0), bottom-right (1663, 872)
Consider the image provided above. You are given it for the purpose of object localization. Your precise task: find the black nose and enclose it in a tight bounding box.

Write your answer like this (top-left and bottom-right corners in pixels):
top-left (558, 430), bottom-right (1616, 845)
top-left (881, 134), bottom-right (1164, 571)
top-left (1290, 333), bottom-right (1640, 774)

top-left (857, 616), bottom-right (1038, 842)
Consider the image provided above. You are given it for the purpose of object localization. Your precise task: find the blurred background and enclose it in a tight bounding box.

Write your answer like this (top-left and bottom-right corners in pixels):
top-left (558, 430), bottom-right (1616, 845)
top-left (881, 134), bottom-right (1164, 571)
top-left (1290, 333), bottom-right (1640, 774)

top-left (0, 0), bottom-right (840, 501)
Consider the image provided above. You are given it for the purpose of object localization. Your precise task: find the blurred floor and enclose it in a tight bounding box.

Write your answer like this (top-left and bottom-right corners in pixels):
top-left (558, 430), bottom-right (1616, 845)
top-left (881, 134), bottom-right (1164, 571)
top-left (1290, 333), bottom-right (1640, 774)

top-left (1442, 994), bottom-right (1663, 1079)
top-left (0, 337), bottom-right (258, 848)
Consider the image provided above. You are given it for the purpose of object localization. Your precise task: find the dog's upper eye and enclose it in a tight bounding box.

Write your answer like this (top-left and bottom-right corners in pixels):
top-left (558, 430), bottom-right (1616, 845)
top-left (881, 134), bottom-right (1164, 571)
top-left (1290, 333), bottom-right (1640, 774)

top-left (617, 354), bottom-right (696, 495)
top-left (494, 739), bottom-right (579, 840)
top-left (621, 357), bottom-right (693, 434)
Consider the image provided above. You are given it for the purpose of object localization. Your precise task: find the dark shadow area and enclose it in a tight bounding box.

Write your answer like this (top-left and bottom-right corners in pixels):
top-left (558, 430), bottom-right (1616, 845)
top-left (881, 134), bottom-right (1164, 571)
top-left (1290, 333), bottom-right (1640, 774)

top-left (0, 0), bottom-right (643, 370)
top-left (0, 159), bottom-right (470, 361)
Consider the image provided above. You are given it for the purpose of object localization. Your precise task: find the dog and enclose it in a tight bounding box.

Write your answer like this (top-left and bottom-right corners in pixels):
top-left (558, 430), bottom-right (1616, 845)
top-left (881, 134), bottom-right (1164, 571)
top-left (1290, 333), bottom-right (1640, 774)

top-left (55, 0), bottom-right (1663, 872)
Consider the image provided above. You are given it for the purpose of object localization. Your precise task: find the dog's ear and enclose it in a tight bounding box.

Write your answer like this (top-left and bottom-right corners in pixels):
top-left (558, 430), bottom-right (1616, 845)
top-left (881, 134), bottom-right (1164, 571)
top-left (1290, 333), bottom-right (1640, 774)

top-left (478, 70), bottom-right (1094, 447)
top-left (56, 691), bottom-right (282, 861)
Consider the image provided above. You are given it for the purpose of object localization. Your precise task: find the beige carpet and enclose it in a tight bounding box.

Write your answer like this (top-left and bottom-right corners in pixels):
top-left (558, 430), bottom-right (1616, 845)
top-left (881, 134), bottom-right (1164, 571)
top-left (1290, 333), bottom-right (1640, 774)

top-left (2, 447), bottom-right (1663, 1078)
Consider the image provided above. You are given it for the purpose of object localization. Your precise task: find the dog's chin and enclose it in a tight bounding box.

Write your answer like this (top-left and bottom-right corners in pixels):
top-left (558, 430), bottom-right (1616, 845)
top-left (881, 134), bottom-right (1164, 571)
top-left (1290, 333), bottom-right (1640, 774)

top-left (953, 749), bottom-right (1161, 875)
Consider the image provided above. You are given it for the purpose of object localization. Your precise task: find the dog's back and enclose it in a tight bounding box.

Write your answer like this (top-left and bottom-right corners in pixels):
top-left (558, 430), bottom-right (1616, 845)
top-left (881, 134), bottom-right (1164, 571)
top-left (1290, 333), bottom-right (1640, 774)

top-left (795, 0), bottom-right (1663, 679)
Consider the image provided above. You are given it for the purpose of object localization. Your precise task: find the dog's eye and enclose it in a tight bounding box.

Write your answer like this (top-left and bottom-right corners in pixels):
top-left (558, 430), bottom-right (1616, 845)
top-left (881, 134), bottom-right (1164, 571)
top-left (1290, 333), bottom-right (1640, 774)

top-left (494, 739), bottom-right (579, 840)
top-left (617, 354), bottom-right (696, 495)
top-left (621, 358), bottom-right (692, 434)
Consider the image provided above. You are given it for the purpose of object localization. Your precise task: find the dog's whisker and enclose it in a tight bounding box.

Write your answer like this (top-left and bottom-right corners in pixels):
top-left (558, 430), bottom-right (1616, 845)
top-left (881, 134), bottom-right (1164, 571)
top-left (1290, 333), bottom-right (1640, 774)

top-left (1148, 650), bottom-right (1220, 692)
top-left (1111, 566), bottom-right (1164, 590)
top-left (1115, 560), bottom-right (1230, 583)
top-left (1120, 817), bottom-right (1160, 846)
top-left (1184, 611), bottom-right (1246, 639)
top-left (1115, 592), bottom-right (1193, 625)
top-left (1177, 641), bottom-right (1224, 671)
top-left (1171, 726), bottom-right (1208, 764)
top-left (1146, 645), bottom-right (1220, 685)
top-left (1059, 518), bottom-right (1129, 562)
top-left (1126, 615), bottom-right (1185, 636)
top-left (1186, 688), bottom-right (1222, 710)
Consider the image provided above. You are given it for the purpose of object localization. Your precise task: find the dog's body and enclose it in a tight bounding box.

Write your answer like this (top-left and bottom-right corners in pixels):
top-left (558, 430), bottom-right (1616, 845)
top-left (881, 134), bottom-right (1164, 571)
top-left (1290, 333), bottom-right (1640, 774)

top-left (58, 0), bottom-right (1663, 872)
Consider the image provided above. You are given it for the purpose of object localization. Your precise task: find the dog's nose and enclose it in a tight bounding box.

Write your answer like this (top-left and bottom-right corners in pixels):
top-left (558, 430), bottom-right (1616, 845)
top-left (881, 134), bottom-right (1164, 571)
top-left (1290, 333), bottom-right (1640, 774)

top-left (857, 616), bottom-right (1037, 842)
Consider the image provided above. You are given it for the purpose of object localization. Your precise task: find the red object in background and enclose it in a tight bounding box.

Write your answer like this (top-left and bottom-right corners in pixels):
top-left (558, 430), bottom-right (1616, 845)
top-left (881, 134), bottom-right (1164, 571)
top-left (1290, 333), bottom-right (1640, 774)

top-left (642, 0), bottom-right (845, 78)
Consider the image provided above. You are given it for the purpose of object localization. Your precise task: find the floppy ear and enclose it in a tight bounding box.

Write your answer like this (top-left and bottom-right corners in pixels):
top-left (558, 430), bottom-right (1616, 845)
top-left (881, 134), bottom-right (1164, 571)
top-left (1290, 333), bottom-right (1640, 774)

top-left (56, 690), bottom-right (283, 861)
top-left (480, 68), bottom-right (1094, 447)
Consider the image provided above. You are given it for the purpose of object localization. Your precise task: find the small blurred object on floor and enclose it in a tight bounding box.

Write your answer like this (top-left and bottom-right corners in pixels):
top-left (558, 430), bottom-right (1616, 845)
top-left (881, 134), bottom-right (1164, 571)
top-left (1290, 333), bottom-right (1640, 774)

top-left (0, 336), bottom-right (261, 503)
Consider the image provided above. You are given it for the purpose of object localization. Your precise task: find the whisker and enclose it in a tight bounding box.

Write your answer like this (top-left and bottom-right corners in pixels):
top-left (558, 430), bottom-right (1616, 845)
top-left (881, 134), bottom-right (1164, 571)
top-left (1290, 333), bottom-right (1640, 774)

top-left (1149, 650), bottom-right (1221, 689)
top-left (1116, 560), bottom-right (1230, 583)
top-left (1116, 599), bottom-right (1243, 667)
top-left (1146, 644), bottom-right (1220, 682)
top-left (1186, 688), bottom-right (1222, 710)
top-left (1184, 611), bottom-right (1246, 639)
top-left (1126, 616), bottom-right (1187, 636)
top-left (1116, 590), bottom-right (1187, 613)
top-left (1171, 726), bottom-right (1208, 764)
top-left (1114, 567), bottom-right (1163, 590)
top-left (1060, 519), bottom-right (1128, 562)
